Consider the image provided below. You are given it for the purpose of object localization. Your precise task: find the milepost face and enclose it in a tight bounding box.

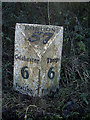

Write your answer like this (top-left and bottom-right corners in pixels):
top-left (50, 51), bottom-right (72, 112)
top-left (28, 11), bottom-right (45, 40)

top-left (14, 23), bottom-right (63, 97)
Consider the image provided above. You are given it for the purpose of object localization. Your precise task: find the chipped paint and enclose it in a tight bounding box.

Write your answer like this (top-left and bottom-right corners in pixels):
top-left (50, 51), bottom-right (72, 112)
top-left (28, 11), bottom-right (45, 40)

top-left (13, 23), bottom-right (63, 97)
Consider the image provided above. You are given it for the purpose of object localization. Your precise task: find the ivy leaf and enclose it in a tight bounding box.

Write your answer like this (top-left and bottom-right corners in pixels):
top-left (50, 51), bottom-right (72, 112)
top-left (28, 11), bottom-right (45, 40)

top-left (81, 94), bottom-right (89, 105)
top-left (83, 97), bottom-right (89, 105)
top-left (78, 41), bottom-right (86, 52)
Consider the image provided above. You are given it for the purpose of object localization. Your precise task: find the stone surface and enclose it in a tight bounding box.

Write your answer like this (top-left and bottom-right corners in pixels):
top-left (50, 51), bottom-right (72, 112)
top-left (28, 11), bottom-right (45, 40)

top-left (13, 23), bottom-right (63, 96)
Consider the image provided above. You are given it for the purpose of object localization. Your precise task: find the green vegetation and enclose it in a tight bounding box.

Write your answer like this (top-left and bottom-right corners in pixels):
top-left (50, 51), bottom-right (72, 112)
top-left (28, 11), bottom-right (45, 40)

top-left (2, 2), bottom-right (90, 120)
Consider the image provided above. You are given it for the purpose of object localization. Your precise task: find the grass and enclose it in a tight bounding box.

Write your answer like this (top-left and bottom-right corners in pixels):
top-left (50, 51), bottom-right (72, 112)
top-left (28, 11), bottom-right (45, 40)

top-left (2, 82), bottom-right (90, 120)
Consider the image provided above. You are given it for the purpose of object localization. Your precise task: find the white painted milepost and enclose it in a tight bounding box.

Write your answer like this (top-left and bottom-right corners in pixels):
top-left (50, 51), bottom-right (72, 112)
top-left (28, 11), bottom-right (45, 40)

top-left (13, 23), bottom-right (63, 96)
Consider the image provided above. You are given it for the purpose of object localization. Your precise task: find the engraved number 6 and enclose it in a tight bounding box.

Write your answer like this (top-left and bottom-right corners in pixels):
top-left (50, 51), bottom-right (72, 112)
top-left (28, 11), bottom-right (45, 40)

top-left (48, 67), bottom-right (55, 79)
top-left (21, 66), bottom-right (29, 79)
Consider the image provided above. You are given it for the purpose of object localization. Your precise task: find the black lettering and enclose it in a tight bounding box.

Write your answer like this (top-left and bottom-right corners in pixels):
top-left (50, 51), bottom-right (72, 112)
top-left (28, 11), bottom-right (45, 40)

top-left (30, 26), bottom-right (34, 30)
top-left (40, 27), bottom-right (45, 31)
top-left (48, 67), bottom-right (55, 79)
top-left (46, 27), bottom-right (50, 31)
top-left (52, 28), bottom-right (55, 32)
top-left (25, 25), bottom-right (58, 32)
top-left (52, 59), bottom-right (54, 62)
top-left (15, 54), bottom-right (39, 64)
top-left (15, 54), bottom-right (18, 59)
top-left (21, 56), bottom-right (24, 60)
top-left (34, 27), bottom-right (39, 31)
top-left (16, 83), bottom-right (17, 87)
top-left (47, 58), bottom-right (49, 64)
top-left (26, 58), bottom-right (29, 62)
top-left (55, 59), bottom-right (57, 62)
top-left (50, 58), bottom-right (52, 63)
top-left (20, 86), bottom-right (22, 89)
top-left (21, 66), bottom-right (29, 79)
top-left (47, 58), bottom-right (60, 63)
top-left (23, 56), bottom-right (26, 61)
top-left (18, 55), bottom-right (21, 60)
top-left (29, 58), bottom-right (31, 62)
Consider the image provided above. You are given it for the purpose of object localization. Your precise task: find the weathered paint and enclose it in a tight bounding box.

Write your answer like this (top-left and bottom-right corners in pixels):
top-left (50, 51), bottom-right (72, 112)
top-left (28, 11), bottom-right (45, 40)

top-left (13, 23), bottom-right (63, 97)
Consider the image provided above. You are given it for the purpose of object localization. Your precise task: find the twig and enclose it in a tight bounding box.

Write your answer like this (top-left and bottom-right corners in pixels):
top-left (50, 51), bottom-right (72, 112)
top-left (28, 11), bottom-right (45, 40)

top-left (24, 105), bottom-right (38, 120)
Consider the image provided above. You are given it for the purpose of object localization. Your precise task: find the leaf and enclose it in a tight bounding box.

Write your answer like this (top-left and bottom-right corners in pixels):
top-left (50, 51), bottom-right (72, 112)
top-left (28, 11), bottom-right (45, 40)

top-left (72, 112), bottom-right (79, 115)
top-left (24, 114), bottom-right (27, 120)
top-left (67, 101), bottom-right (72, 106)
top-left (78, 41), bottom-right (86, 52)
top-left (54, 94), bottom-right (58, 98)
top-left (83, 97), bottom-right (89, 105)
top-left (81, 94), bottom-right (89, 105)
top-left (55, 114), bottom-right (63, 119)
